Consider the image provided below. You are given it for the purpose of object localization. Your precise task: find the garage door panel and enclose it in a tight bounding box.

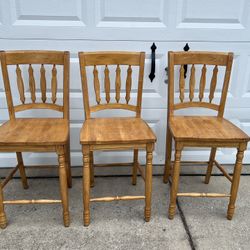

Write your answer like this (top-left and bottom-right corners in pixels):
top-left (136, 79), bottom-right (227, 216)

top-left (0, 0), bottom-right (250, 168)
top-left (241, 55), bottom-right (250, 98)
top-left (10, 0), bottom-right (87, 26)
top-left (95, 0), bottom-right (167, 28)
top-left (176, 0), bottom-right (248, 29)
top-left (0, 0), bottom-right (249, 41)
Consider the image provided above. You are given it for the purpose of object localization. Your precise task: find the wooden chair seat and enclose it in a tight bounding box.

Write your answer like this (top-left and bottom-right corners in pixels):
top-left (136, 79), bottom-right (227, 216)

top-left (81, 117), bottom-right (156, 145)
top-left (169, 116), bottom-right (249, 143)
top-left (0, 118), bottom-right (69, 146)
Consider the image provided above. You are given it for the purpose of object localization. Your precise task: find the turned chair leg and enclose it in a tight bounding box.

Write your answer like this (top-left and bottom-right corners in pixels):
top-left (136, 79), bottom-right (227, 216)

top-left (65, 139), bottom-right (72, 188)
top-left (90, 151), bottom-right (94, 188)
top-left (227, 143), bottom-right (246, 220)
top-left (132, 149), bottom-right (138, 185)
top-left (0, 184), bottom-right (7, 229)
top-left (57, 146), bottom-right (70, 227)
top-left (163, 127), bottom-right (172, 183)
top-left (16, 152), bottom-right (29, 189)
top-left (168, 143), bottom-right (183, 220)
top-left (145, 144), bottom-right (153, 222)
top-left (83, 146), bottom-right (90, 226)
top-left (204, 147), bottom-right (217, 184)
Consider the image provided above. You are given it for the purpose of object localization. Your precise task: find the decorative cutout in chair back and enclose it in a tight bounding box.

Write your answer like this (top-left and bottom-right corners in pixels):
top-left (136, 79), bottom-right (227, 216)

top-left (79, 52), bottom-right (145, 119)
top-left (0, 51), bottom-right (69, 119)
top-left (168, 51), bottom-right (233, 116)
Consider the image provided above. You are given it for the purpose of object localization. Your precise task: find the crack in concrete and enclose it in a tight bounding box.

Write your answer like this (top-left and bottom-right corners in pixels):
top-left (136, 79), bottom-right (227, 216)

top-left (176, 199), bottom-right (196, 250)
top-left (168, 179), bottom-right (196, 250)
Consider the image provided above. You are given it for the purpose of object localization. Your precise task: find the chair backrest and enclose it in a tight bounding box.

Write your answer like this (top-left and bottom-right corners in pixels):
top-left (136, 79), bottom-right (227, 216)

top-left (0, 50), bottom-right (69, 120)
top-left (78, 51), bottom-right (145, 119)
top-left (168, 51), bottom-right (233, 118)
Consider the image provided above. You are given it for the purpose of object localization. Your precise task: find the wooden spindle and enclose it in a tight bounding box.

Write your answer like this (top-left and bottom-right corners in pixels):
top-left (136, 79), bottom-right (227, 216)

top-left (177, 193), bottom-right (230, 198)
top-left (115, 65), bottom-right (121, 103)
top-left (28, 65), bottom-right (36, 103)
top-left (40, 64), bottom-right (46, 103)
top-left (90, 196), bottom-right (145, 202)
top-left (125, 65), bottom-right (132, 104)
top-left (93, 65), bottom-right (101, 104)
top-left (51, 64), bottom-right (57, 104)
top-left (16, 65), bottom-right (25, 104)
top-left (179, 65), bottom-right (185, 102)
top-left (209, 65), bottom-right (218, 103)
top-left (199, 64), bottom-right (207, 101)
top-left (189, 64), bottom-right (195, 101)
top-left (104, 65), bottom-right (110, 103)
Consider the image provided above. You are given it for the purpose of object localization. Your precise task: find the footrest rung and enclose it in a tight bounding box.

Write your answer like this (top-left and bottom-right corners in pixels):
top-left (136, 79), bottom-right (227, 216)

top-left (94, 162), bottom-right (133, 167)
top-left (3, 199), bottom-right (62, 205)
top-left (90, 195), bottom-right (145, 202)
top-left (171, 161), bottom-right (209, 165)
top-left (1, 164), bottom-right (19, 188)
top-left (137, 163), bottom-right (145, 181)
top-left (214, 160), bottom-right (233, 182)
top-left (177, 192), bottom-right (230, 198)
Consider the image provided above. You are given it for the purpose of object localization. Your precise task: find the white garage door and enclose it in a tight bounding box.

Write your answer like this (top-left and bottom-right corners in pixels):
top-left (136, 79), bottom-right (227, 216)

top-left (0, 0), bottom-right (250, 167)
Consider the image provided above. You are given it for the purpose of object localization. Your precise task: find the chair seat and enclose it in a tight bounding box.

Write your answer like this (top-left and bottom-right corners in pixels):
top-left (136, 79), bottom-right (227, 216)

top-left (169, 116), bottom-right (249, 143)
top-left (0, 118), bottom-right (69, 146)
top-left (80, 117), bottom-right (156, 145)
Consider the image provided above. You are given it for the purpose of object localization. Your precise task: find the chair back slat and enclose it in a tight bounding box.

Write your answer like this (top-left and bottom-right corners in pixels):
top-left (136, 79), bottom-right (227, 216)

top-left (179, 65), bottom-right (185, 102)
top-left (125, 65), bottom-right (132, 104)
top-left (104, 65), bottom-right (110, 103)
top-left (78, 51), bottom-right (145, 119)
top-left (189, 64), bottom-right (195, 101)
top-left (93, 65), bottom-right (101, 104)
top-left (168, 51), bottom-right (233, 117)
top-left (115, 65), bottom-right (121, 103)
top-left (16, 65), bottom-right (25, 104)
top-left (40, 64), bottom-right (47, 103)
top-left (51, 64), bottom-right (57, 104)
top-left (209, 65), bottom-right (218, 103)
top-left (28, 64), bottom-right (36, 103)
top-left (0, 50), bottom-right (69, 119)
top-left (199, 64), bottom-right (207, 101)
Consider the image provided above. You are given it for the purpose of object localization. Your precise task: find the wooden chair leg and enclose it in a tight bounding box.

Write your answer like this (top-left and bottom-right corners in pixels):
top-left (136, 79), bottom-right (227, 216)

top-left (132, 149), bottom-right (138, 185)
top-left (204, 147), bottom-right (217, 184)
top-left (163, 127), bottom-right (172, 183)
top-left (16, 152), bottom-right (29, 189)
top-left (227, 143), bottom-right (246, 220)
top-left (65, 139), bottom-right (72, 188)
top-left (83, 146), bottom-right (90, 226)
top-left (90, 151), bottom-right (94, 188)
top-left (0, 184), bottom-right (7, 229)
top-left (168, 143), bottom-right (183, 220)
top-left (145, 143), bottom-right (153, 222)
top-left (57, 146), bottom-right (70, 227)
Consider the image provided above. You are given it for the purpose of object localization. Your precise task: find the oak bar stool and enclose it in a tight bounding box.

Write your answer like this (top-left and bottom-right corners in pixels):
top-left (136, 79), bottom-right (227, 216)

top-left (163, 51), bottom-right (249, 220)
top-left (78, 51), bottom-right (156, 226)
top-left (0, 50), bottom-right (71, 228)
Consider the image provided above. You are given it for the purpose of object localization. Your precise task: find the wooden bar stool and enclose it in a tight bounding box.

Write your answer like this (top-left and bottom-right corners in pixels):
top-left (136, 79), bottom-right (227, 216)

top-left (163, 51), bottom-right (249, 220)
top-left (0, 50), bottom-right (71, 228)
top-left (78, 51), bottom-right (156, 226)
